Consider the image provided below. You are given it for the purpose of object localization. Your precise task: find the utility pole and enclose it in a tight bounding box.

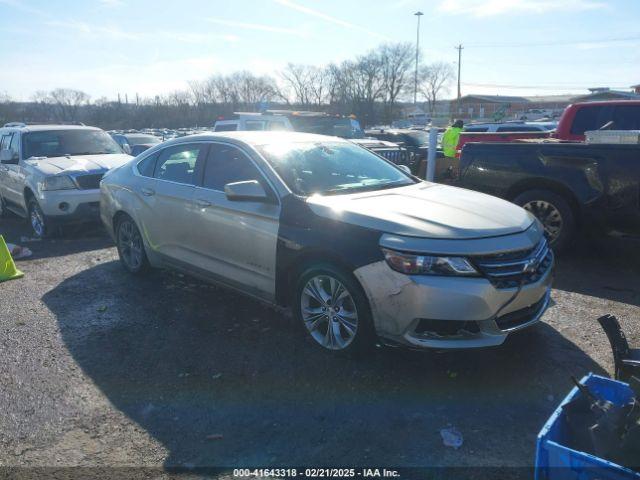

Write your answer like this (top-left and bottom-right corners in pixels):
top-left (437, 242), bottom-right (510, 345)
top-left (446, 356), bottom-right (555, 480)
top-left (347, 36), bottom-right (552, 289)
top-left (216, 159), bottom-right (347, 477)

top-left (455, 44), bottom-right (463, 115)
top-left (413, 11), bottom-right (424, 105)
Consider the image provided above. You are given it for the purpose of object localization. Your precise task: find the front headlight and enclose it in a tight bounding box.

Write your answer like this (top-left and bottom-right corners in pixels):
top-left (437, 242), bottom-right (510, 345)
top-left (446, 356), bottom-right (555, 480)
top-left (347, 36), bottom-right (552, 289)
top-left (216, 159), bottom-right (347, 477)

top-left (382, 248), bottom-right (479, 276)
top-left (40, 175), bottom-right (77, 191)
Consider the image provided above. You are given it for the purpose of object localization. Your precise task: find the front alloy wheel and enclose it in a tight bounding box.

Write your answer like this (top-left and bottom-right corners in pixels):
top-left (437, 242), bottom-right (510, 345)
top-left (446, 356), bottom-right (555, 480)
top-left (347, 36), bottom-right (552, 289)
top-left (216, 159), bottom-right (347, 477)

top-left (28, 199), bottom-right (48, 238)
top-left (300, 274), bottom-right (359, 350)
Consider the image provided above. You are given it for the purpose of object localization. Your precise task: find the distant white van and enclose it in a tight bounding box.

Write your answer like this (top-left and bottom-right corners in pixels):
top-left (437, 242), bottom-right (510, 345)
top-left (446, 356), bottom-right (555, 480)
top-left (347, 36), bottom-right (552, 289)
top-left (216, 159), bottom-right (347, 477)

top-left (213, 113), bottom-right (293, 132)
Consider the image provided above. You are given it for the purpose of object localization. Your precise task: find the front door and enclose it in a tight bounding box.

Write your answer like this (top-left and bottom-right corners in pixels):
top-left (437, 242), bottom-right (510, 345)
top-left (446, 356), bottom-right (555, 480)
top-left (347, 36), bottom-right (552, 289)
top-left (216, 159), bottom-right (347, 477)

top-left (191, 143), bottom-right (280, 300)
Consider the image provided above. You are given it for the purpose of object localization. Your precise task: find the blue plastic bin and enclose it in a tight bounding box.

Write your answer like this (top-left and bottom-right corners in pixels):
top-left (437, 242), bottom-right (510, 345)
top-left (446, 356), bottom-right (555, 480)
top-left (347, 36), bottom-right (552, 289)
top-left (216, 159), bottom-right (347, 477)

top-left (535, 373), bottom-right (640, 480)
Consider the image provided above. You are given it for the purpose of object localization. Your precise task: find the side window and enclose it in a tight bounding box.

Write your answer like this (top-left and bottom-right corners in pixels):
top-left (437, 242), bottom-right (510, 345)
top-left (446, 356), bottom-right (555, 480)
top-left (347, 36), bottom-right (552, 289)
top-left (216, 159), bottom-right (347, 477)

top-left (9, 133), bottom-right (20, 154)
top-left (464, 127), bottom-right (489, 133)
top-left (0, 133), bottom-right (13, 150)
top-left (267, 121), bottom-right (287, 131)
top-left (612, 105), bottom-right (640, 130)
top-left (202, 144), bottom-right (263, 191)
top-left (137, 152), bottom-right (159, 177)
top-left (154, 144), bottom-right (202, 185)
top-left (214, 123), bottom-right (237, 132)
top-left (245, 120), bottom-right (265, 131)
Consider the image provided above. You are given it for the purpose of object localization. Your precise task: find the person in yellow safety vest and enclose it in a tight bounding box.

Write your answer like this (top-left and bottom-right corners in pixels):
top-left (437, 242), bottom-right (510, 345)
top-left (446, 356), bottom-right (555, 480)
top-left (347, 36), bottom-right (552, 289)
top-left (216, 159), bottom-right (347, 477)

top-left (442, 119), bottom-right (464, 158)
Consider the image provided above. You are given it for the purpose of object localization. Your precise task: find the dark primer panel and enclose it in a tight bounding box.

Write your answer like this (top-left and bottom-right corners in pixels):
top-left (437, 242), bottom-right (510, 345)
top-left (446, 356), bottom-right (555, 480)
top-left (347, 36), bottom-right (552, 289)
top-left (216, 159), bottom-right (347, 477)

top-left (274, 194), bottom-right (385, 306)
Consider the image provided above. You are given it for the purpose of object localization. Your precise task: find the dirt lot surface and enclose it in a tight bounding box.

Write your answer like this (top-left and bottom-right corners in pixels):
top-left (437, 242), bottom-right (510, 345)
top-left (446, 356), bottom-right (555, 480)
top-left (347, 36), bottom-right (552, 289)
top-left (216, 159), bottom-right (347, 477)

top-left (1, 216), bottom-right (639, 478)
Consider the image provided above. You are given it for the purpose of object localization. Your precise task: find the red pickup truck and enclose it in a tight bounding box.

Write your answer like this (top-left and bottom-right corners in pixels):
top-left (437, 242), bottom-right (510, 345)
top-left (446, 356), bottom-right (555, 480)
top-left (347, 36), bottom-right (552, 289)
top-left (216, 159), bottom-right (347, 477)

top-left (455, 100), bottom-right (640, 156)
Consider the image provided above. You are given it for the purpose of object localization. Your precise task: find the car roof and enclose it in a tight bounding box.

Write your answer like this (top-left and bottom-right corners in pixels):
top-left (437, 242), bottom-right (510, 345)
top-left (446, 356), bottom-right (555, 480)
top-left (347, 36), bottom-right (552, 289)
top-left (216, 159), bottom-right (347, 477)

top-left (2, 124), bottom-right (101, 133)
top-left (167, 131), bottom-right (346, 146)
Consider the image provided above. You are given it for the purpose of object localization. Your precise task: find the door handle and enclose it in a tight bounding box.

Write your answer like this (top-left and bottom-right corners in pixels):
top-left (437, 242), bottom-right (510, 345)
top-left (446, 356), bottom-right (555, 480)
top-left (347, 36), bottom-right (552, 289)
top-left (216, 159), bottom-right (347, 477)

top-left (141, 187), bottom-right (155, 196)
top-left (195, 198), bottom-right (211, 208)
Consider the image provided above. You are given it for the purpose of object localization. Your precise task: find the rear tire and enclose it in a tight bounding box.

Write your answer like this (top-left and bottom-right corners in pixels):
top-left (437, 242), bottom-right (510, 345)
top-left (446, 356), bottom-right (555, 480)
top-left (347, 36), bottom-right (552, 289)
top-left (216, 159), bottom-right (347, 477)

top-left (513, 189), bottom-right (575, 252)
top-left (294, 263), bottom-right (375, 354)
top-left (0, 194), bottom-right (8, 218)
top-left (115, 216), bottom-right (149, 274)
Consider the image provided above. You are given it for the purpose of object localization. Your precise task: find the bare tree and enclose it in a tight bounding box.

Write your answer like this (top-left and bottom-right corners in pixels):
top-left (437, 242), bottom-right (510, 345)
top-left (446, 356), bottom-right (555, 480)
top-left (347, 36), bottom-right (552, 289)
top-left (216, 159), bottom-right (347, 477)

top-left (419, 62), bottom-right (455, 115)
top-left (379, 42), bottom-right (414, 121)
top-left (48, 88), bottom-right (91, 121)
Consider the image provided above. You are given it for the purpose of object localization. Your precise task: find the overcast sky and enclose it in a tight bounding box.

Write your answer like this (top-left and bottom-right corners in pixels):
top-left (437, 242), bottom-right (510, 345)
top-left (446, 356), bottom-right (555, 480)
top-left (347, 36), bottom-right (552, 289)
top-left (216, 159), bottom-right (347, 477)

top-left (1, 0), bottom-right (639, 101)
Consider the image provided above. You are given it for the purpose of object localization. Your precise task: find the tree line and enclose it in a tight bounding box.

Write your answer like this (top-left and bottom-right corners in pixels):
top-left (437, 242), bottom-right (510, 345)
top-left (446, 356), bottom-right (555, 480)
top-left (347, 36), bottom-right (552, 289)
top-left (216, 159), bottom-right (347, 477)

top-left (0, 42), bottom-right (454, 130)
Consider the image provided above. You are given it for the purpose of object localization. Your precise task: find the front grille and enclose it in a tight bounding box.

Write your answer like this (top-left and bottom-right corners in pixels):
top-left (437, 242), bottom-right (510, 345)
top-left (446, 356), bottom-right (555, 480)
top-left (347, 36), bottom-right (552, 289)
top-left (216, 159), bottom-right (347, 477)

top-left (495, 295), bottom-right (547, 331)
top-left (370, 148), bottom-right (410, 165)
top-left (414, 319), bottom-right (480, 337)
top-left (74, 173), bottom-right (104, 190)
top-left (473, 238), bottom-right (553, 289)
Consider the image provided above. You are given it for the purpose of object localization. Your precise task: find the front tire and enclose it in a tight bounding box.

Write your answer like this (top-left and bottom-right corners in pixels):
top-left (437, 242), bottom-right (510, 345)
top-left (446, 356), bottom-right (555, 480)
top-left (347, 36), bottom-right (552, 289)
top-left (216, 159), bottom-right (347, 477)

top-left (27, 198), bottom-right (50, 238)
top-left (115, 216), bottom-right (149, 274)
top-left (514, 189), bottom-right (575, 252)
top-left (294, 263), bottom-right (375, 353)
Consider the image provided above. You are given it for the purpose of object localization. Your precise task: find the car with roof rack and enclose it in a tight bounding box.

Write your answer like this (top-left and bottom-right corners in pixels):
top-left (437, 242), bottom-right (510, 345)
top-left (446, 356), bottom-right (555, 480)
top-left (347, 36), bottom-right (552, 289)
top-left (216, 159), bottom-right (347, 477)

top-left (0, 123), bottom-right (131, 237)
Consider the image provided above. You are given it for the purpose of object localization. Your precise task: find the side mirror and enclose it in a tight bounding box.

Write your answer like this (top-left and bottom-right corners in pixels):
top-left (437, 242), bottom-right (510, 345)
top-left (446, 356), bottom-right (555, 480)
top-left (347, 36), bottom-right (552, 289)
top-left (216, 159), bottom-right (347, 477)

top-left (224, 180), bottom-right (269, 202)
top-left (122, 144), bottom-right (132, 155)
top-left (398, 164), bottom-right (411, 175)
top-left (0, 149), bottom-right (18, 165)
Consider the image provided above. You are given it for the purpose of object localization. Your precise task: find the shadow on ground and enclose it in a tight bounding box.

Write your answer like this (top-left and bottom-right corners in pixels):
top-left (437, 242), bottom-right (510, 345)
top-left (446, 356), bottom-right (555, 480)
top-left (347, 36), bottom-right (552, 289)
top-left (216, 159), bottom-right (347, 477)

top-left (553, 234), bottom-right (640, 307)
top-left (42, 260), bottom-right (606, 470)
top-left (1, 216), bottom-right (111, 260)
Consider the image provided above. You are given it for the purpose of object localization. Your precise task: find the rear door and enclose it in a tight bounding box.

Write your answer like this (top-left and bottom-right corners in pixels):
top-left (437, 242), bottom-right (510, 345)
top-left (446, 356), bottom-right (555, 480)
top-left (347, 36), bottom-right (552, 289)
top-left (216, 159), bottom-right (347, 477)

top-left (190, 142), bottom-right (280, 300)
top-left (137, 142), bottom-right (207, 265)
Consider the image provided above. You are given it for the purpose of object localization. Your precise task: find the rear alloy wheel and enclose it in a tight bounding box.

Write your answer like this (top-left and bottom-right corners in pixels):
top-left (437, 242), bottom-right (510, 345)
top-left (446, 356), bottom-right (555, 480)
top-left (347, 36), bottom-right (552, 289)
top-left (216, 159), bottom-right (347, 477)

top-left (514, 189), bottom-right (575, 252)
top-left (295, 264), bottom-right (374, 353)
top-left (27, 198), bottom-right (49, 238)
top-left (116, 217), bottom-right (149, 274)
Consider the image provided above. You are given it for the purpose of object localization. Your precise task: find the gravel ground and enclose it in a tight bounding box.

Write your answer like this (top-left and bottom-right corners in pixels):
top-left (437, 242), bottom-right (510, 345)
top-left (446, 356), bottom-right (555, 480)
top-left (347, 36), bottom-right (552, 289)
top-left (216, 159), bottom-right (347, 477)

top-left (1, 216), bottom-right (639, 478)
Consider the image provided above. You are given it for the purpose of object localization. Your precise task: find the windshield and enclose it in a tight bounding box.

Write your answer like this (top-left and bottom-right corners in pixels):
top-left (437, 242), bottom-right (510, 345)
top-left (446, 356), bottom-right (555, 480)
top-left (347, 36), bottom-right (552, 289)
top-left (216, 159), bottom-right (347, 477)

top-left (289, 116), bottom-right (365, 139)
top-left (23, 130), bottom-right (123, 158)
top-left (258, 141), bottom-right (415, 196)
top-left (127, 135), bottom-right (161, 146)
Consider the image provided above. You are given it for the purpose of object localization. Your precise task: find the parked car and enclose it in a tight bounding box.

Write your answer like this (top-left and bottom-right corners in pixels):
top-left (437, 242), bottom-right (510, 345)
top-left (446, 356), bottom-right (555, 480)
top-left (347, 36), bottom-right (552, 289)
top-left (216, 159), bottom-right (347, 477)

top-left (100, 131), bottom-right (553, 353)
top-left (0, 123), bottom-right (131, 237)
top-left (455, 101), bottom-right (640, 157)
top-left (349, 138), bottom-right (415, 171)
top-left (457, 141), bottom-right (640, 250)
top-left (268, 110), bottom-right (366, 139)
top-left (111, 133), bottom-right (161, 156)
top-left (463, 121), bottom-right (556, 133)
top-left (213, 113), bottom-right (293, 132)
top-left (365, 128), bottom-right (443, 177)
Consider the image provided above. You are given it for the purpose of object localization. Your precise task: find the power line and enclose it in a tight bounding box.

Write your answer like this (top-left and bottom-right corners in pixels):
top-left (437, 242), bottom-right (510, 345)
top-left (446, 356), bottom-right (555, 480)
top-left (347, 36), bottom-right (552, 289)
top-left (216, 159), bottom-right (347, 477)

top-left (462, 82), bottom-right (635, 91)
top-left (465, 34), bottom-right (640, 49)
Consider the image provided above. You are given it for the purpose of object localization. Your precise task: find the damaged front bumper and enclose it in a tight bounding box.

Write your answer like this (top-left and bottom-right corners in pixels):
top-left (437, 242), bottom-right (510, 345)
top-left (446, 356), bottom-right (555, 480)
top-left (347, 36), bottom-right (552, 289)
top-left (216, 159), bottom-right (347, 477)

top-left (354, 259), bottom-right (553, 349)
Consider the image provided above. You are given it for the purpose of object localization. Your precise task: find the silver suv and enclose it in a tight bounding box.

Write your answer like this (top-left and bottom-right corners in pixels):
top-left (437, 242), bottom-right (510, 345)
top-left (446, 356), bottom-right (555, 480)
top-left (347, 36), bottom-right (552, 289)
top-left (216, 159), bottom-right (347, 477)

top-left (0, 123), bottom-right (131, 237)
top-left (100, 131), bottom-right (554, 353)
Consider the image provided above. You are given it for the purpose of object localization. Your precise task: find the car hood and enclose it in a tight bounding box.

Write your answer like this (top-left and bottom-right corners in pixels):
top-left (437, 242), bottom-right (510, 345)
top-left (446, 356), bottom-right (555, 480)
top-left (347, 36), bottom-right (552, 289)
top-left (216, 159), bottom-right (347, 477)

top-left (24, 153), bottom-right (133, 176)
top-left (306, 182), bottom-right (535, 239)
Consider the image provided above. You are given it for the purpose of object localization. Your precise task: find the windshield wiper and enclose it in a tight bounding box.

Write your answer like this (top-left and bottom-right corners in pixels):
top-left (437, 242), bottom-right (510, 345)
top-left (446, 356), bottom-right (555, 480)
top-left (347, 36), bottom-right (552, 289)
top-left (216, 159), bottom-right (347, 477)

top-left (323, 181), bottom-right (411, 195)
